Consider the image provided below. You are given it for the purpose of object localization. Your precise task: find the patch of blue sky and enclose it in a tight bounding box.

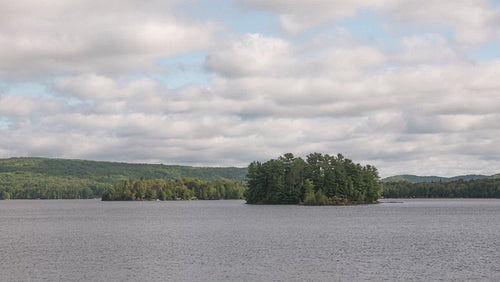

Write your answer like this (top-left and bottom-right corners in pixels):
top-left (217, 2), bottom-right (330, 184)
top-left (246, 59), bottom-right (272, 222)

top-left (154, 51), bottom-right (210, 89)
top-left (387, 20), bottom-right (455, 51)
top-left (339, 8), bottom-right (457, 52)
top-left (230, 10), bottom-right (280, 36)
top-left (338, 9), bottom-right (397, 49)
top-left (291, 9), bottom-right (397, 55)
top-left (291, 9), bottom-right (395, 59)
top-left (492, 0), bottom-right (500, 8)
top-left (2, 81), bottom-right (52, 98)
top-left (0, 79), bottom-right (6, 93)
top-left (467, 39), bottom-right (500, 61)
top-left (0, 117), bottom-right (10, 130)
top-left (176, 0), bottom-right (280, 36)
top-left (65, 97), bottom-right (91, 106)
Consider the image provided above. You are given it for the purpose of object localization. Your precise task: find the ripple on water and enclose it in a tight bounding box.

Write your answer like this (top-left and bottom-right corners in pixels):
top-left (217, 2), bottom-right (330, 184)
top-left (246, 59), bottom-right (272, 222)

top-left (0, 199), bottom-right (499, 281)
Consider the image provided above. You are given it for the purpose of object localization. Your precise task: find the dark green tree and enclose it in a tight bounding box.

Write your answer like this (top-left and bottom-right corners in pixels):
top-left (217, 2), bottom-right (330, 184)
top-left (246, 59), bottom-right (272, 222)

top-left (245, 153), bottom-right (381, 205)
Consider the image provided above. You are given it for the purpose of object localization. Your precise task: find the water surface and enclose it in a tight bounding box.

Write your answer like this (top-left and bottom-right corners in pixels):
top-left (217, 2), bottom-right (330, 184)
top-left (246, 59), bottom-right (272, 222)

top-left (1, 199), bottom-right (499, 281)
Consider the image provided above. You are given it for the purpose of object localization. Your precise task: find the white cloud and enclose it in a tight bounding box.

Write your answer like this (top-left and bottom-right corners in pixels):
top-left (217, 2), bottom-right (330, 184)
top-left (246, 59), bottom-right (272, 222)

top-left (239, 0), bottom-right (385, 33)
top-left (395, 34), bottom-right (465, 65)
top-left (0, 0), bottom-right (214, 77)
top-left (1, 1), bottom-right (500, 177)
top-left (55, 74), bottom-right (161, 101)
top-left (0, 95), bottom-right (69, 118)
top-left (238, 0), bottom-right (500, 47)
top-left (205, 33), bottom-right (292, 77)
top-left (385, 0), bottom-right (500, 47)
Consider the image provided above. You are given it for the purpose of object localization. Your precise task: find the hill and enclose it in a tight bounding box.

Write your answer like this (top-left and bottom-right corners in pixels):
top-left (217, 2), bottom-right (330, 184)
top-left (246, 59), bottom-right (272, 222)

top-left (381, 174), bottom-right (492, 183)
top-left (382, 178), bottom-right (500, 198)
top-left (0, 157), bottom-right (247, 199)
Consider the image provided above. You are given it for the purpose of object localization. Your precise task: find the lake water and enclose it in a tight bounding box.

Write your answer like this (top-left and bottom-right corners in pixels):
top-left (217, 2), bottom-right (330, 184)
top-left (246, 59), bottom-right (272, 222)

top-left (1, 199), bottom-right (499, 281)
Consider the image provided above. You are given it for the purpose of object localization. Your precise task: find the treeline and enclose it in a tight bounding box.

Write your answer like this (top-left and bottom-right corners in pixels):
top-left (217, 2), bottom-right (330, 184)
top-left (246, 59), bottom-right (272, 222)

top-left (0, 172), bottom-right (108, 199)
top-left (244, 153), bottom-right (381, 205)
top-left (382, 178), bottom-right (500, 198)
top-left (0, 157), bottom-right (247, 199)
top-left (101, 178), bottom-right (245, 201)
top-left (381, 174), bottom-right (496, 183)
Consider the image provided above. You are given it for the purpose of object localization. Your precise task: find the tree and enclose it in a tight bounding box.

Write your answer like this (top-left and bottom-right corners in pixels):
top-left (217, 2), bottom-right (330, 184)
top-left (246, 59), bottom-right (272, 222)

top-left (382, 178), bottom-right (500, 199)
top-left (245, 153), bottom-right (381, 205)
top-left (101, 178), bottom-right (245, 201)
top-left (1, 191), bottom-right (11, 200)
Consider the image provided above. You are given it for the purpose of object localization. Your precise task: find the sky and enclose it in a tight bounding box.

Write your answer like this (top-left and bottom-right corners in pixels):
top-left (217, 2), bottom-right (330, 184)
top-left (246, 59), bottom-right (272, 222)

top-left (1, 0), bottom-right (500, 177)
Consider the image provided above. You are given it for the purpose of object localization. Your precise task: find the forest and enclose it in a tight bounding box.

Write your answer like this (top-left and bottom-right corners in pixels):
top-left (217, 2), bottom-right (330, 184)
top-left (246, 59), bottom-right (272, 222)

top-left (101, 178), bottom-right (245, 201)
top-left (244, 153), bottom-right (382, 205)
top-left (382, 178), bottom-right (500, 198)
top-left (0, 157), bottom-right (247, 199)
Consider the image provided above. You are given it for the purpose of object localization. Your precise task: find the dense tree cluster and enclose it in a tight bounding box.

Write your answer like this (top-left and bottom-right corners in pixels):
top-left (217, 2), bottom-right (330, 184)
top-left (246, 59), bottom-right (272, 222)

top-left (101, 178), bottom-right (245, 201)
top-left (0, 172), bottom-right (108, 199)
top-left (0, 157), bottom-right (247, 199)
top-left (244, 153), bottom-right (381, 205)
top-left (382, 178), bottom-right (500, 198)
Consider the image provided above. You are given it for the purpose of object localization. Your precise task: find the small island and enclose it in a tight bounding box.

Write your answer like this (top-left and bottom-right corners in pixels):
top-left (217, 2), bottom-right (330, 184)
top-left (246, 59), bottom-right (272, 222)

top-left (244, 153), bottom-right (381, 205)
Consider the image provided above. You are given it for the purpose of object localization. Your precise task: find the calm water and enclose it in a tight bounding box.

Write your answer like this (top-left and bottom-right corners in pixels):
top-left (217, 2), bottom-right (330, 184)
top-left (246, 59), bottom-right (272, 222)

top-left (1, 199), bottom-right (499, 281)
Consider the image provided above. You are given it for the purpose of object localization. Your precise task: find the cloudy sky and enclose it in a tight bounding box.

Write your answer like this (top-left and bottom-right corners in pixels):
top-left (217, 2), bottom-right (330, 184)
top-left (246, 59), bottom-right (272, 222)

top-left (1, 0), bottom-right (500, 177)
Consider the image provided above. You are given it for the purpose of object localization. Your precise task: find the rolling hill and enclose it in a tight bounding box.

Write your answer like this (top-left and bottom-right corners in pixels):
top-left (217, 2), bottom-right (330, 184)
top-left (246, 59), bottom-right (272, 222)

top-left (381, 174), bottom-right (493, 183)
top-left (2, 157), bottom-right (497, 199)
top-left (0, 157), bottom-right (247, 199)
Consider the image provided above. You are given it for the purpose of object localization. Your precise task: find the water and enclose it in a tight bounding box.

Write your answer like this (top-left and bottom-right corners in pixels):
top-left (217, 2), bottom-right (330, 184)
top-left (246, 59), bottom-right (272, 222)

top-left (1, 199), bottom-right (499, 281)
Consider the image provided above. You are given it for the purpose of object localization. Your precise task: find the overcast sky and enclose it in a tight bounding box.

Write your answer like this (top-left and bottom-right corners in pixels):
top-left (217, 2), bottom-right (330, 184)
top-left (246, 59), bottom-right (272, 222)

top-left (1, 0), bottom-right (500, 177)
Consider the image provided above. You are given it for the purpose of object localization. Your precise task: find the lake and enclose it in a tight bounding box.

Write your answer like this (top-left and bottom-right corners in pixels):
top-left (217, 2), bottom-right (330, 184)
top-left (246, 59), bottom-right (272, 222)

top-left (1, 199), bottom-right (499, 281)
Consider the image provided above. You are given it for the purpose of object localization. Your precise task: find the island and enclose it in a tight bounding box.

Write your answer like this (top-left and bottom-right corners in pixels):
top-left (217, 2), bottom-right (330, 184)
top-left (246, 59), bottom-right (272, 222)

top-left (244, 153), bottom-right (381, 205)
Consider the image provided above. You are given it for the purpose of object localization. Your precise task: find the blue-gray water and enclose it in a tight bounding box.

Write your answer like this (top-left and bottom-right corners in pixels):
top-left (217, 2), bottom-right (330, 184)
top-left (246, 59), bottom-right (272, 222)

top-left (1, 199), bottom-right (499, 281)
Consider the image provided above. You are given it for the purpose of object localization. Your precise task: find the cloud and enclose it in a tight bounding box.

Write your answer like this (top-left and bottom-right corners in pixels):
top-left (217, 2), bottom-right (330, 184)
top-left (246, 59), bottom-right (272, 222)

top-left (205, 33), bottom-right (292, 77)
top-left (238, 0), bottom-right (384, 34)
top-left (0, 0), bottom-right (214, 78)
top-left (54, 74), bottom-right (162, 101)
top-left (385, 0), bottom-right (500, 47)
top-left (395, 34), bottom-right (465, 65)
top-left (0, 95), bottom-right (69, 119)
top-left (238, 0), bottom-right (500, 47)
top-left (1, 1), bottom-right (500, 177)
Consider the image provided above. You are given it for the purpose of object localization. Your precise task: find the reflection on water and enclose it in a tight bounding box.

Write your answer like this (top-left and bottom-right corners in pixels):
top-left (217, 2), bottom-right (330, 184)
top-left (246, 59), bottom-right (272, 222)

top-left (1, 199), bottom-right (499, 281)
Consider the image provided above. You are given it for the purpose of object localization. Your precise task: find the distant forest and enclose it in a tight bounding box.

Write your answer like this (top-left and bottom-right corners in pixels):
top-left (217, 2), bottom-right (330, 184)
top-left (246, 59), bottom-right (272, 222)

top-left (0, 157), bottom-right (247, 199)
top-left (382, 178), bottom-right (500, 198)
top-left (245, 153), bottom-right (382, 205)
top-left (2, 157), bottom-right (499, 201)
top-left (102, 178), bottom-right (245, 201)
top-left (381, 174), bottom-right (499, 183)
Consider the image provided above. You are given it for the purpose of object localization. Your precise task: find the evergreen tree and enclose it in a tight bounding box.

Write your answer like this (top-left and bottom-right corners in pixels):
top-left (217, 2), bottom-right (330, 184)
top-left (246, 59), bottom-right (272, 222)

top-left (245, 153), bottom-right (381, 205)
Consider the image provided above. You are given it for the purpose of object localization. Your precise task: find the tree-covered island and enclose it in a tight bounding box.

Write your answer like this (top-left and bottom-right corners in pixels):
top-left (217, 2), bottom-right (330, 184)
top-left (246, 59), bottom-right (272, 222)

top-left (244, 153), bottom-right (382, 205)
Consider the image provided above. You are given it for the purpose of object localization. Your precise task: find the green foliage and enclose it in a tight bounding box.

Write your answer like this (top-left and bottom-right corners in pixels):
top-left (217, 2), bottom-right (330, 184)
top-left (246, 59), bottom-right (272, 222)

top-left (1, 190), bottom-right (11, 200)
top-left (0, 171), bottom-right (109, 199)
top-left (0, 157), bottom-right (247, 199)
top-left (244, 153), bottom-right (381, 205)
top-left (490, 173), bottom-right (500, 179)
top-left (101, 178), bottom-right (245, 201)
top-left (382, 178), bottom-right (500, 198)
